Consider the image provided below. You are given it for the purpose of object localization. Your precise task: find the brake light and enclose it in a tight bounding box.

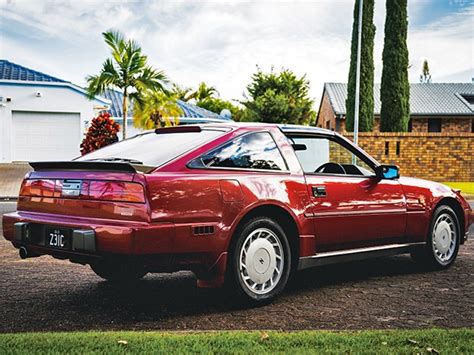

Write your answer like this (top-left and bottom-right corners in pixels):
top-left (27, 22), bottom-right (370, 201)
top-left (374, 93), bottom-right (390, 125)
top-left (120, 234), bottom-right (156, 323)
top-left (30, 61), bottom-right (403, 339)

top-left (20, 179), bottom-right (57, 197)
top-left (155, 125), bottom-right (201, 134)
top-left (88, 181), bottom-right (145, 203)
top-left (20, 179), bottom-right (145, 203)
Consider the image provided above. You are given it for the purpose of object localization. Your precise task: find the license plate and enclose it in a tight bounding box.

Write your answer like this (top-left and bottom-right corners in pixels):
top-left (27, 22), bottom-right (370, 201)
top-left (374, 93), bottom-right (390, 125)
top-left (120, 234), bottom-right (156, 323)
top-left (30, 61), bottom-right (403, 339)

top-left (45, 227), bottom-right (70, 249)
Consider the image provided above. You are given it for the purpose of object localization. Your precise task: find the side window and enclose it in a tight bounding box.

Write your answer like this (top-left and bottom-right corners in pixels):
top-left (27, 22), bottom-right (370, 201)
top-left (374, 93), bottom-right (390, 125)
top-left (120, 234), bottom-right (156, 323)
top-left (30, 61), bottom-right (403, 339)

top-left (201, 132), bottom-right (286, 171)
top-left (290, 136), bottom-right (374, 176)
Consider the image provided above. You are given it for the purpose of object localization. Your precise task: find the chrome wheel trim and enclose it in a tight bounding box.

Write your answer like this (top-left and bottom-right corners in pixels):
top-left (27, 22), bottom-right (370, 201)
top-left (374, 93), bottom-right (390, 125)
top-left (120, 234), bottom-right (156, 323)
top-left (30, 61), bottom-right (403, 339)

top-left (432, 213), bottom-right (457, 265)
top-left (239, 228), bottom-right (284, 295)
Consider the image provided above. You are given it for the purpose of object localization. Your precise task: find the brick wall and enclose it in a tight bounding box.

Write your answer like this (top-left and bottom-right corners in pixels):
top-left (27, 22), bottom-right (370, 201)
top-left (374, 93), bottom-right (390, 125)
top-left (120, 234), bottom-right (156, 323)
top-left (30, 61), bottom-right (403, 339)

top-left (341, 117), bottom-right (472, 134)
top-left (411, 118), bottom-right (427, 132)
top-left (408, 117), bottom-right (472, 133)
top-left (317, 92), bottom-right (337, 130)
top-left (343, 132), bottom-right (474, 182)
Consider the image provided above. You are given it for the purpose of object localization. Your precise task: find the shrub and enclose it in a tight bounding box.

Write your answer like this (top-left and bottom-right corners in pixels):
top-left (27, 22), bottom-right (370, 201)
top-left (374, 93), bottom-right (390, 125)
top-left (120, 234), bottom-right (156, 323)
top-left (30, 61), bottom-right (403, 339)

top-left (80, 112), bottom-right (120, 155)
top-left (241, 68), bottom-right (315, 125)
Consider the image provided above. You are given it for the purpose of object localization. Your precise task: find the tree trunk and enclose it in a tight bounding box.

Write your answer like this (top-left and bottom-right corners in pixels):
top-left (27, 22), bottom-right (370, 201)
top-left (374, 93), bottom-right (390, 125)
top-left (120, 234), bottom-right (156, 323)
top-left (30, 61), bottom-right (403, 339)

top-left (122, 90), bottom-right (127, 140)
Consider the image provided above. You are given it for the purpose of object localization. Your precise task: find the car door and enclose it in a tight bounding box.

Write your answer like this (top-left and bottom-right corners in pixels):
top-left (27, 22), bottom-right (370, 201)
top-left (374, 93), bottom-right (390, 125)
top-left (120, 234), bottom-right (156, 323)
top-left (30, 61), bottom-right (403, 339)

top-left (289, 134), bottom-right (407, 251)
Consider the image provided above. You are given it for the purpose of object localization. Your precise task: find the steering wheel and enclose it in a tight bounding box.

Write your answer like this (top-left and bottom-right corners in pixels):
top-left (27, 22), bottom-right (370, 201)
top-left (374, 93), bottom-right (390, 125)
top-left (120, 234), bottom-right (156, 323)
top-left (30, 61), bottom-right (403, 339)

top-left (315, 162), bottom-right (346, 174)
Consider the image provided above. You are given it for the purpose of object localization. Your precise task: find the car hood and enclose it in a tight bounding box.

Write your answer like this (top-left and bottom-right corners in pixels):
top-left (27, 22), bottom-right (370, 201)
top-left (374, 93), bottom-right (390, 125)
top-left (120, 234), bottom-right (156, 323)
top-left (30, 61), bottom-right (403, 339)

top-left (398, 176), bottom-right (452, 194)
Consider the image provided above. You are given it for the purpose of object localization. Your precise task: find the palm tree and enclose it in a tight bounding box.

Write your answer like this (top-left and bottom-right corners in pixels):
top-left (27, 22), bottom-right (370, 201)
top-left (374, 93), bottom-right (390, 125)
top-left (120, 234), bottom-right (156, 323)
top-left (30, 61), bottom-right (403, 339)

top-left (171, 83), bottom-right (194, 102)
top-left (86, 30), bottom-right (167, 139)
top-left (192, 82), bottom-right (219, 102)
top-left (133, 90), bottom-right (183, 129)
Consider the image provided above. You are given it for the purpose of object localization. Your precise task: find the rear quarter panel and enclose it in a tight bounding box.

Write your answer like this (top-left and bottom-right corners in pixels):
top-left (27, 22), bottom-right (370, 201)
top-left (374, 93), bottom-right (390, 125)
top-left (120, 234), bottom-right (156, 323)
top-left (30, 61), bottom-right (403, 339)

top-left (146, 126), bottom-right (314, 256)
top-left (145, 170), bottom-right (313, 255)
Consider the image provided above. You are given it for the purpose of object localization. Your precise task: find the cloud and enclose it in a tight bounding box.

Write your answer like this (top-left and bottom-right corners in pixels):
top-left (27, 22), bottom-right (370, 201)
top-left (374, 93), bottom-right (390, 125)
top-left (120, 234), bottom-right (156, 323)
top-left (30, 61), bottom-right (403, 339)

top-left (1, 0), bottom-right (472, 107)
top-left (407, 4), bottom-right (474, 82)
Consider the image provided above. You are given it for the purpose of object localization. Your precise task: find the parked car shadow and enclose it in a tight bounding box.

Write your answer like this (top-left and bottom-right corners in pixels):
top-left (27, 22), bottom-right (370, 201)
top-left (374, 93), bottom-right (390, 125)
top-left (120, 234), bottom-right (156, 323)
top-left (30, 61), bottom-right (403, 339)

top-left (54, 254), bottom-right (435, 316)
top-left (288, 254), bottom-right (435, 292)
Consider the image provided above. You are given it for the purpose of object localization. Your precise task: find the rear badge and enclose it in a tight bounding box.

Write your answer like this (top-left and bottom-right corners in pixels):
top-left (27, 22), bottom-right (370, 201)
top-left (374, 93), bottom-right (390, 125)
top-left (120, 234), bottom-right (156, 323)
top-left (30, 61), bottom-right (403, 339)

top-left (61, 180), bottom-right (82, 197)
top-left (115, 206), bottom-right (134, 216)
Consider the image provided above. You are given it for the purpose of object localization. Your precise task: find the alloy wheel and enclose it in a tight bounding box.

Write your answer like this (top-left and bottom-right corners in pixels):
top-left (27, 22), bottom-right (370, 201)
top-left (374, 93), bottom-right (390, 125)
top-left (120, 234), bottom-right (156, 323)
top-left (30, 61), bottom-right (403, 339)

top-left (432, 213), bottom-right (457, 265)
top-left (239, 227), bottom-right (284, 295)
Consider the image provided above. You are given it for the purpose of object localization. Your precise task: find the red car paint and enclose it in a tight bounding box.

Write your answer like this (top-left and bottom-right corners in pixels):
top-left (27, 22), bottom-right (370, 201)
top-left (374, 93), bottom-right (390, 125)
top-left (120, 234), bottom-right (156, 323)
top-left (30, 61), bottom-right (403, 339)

top-left (2, 123), bottom-right (472, 288)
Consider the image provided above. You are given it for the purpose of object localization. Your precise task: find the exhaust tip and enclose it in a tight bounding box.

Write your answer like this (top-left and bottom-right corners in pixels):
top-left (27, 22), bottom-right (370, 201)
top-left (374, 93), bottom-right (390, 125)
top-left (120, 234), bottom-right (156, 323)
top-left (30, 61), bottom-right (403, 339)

top-left (19, 246), bottom-right (28, 259)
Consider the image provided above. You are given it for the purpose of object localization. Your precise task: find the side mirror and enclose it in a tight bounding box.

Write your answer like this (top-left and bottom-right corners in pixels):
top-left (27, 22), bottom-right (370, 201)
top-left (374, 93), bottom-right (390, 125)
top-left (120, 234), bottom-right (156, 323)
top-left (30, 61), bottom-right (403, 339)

top-left (375, 165), bottom-right (400, 180)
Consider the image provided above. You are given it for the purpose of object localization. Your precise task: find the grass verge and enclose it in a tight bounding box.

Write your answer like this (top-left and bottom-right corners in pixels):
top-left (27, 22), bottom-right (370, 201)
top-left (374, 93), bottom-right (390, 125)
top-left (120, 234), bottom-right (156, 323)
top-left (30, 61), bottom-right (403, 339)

top-left (1, 329), bottom-right (473, 354)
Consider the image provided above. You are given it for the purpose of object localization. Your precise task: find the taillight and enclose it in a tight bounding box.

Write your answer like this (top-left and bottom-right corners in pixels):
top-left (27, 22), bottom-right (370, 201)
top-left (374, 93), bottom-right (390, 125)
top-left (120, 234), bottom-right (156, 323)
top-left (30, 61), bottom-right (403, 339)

top-left (20, 179), bottom-right (57, 197)
top-left (20, 179), bottom-right (145, 203)
top-left (88, 181), bottom-right (145, 203)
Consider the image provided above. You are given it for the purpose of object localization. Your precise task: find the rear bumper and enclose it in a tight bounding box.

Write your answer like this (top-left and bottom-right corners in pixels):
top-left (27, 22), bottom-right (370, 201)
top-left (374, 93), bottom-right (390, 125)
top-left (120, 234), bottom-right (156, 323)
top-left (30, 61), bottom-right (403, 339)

top-left (2, 211), bottom-right (228, 286)
top-left (2, 211), bottom-right (175, 256)
top-left (13, 221), bottom-right (97, 253)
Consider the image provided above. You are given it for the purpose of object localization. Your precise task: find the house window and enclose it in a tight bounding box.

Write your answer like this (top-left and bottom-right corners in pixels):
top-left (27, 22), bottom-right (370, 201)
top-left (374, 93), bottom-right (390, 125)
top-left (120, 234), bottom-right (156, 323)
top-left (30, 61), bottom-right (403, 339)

top-left (428, 118), bottom-right (442, 132)
top-left (472, 119), bottom-right (474, 133)
top-left (326, 121), bottom-right (331, 130)
top-left (408, 119), bottom-right (413, 132)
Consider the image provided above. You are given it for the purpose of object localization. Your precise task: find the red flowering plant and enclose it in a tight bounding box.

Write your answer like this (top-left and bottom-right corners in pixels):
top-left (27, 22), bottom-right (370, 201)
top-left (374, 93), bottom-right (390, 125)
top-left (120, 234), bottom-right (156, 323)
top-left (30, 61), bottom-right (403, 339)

top-left (80, 112), bottom-right (120, 155)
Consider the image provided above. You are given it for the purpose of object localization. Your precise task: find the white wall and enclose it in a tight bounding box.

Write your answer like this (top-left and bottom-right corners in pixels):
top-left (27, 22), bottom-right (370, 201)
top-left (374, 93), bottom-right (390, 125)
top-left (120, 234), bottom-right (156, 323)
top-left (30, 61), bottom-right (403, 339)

top-left (124, 120), bottom-right (146, 139)
top-left (0, 82), bottom-right (107, 162)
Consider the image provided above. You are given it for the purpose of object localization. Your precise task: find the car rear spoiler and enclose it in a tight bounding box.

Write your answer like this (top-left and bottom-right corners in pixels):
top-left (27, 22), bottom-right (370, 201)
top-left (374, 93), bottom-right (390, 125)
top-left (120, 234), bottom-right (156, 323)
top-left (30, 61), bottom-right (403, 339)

top-left (29, 161), bottom-right (152, 173)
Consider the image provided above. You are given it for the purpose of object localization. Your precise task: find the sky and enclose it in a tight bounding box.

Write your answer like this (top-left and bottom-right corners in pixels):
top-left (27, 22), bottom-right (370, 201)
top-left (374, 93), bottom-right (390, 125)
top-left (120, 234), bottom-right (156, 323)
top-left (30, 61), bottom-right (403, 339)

top-left (0, 0), bottom-right (473, 107)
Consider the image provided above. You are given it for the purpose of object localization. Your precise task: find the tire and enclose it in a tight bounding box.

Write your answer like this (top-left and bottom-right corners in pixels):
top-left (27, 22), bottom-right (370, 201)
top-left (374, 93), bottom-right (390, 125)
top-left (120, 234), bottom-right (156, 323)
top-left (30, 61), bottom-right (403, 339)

top-left (411, 205), bottom-right (460, 269)
top-left (226, 216), bottom-right (292, 305)
top-left (90, 260), bottom-right (147, 283)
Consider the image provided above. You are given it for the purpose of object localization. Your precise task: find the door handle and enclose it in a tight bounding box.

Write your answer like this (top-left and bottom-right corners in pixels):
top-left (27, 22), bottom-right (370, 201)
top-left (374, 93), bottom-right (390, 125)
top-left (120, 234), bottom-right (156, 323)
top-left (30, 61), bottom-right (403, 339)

top-left (312, 186), bottom-right (326, 197)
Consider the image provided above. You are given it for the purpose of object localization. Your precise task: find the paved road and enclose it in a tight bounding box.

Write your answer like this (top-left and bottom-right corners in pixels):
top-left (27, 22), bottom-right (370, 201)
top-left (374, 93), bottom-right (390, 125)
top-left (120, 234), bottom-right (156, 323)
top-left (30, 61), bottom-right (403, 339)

top-left (0, 201), bottom-right (473, 332)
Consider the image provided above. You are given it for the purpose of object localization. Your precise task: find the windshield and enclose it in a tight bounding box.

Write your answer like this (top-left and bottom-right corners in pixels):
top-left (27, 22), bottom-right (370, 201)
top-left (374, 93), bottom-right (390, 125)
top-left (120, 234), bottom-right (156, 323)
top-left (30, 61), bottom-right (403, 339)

top-left (76, 129), bottom-right (225, 167)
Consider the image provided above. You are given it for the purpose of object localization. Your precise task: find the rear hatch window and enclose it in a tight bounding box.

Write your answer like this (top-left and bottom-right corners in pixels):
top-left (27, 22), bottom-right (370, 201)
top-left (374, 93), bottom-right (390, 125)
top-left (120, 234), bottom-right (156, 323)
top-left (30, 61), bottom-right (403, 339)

top-left (76, 128), bottom-right (225, 168)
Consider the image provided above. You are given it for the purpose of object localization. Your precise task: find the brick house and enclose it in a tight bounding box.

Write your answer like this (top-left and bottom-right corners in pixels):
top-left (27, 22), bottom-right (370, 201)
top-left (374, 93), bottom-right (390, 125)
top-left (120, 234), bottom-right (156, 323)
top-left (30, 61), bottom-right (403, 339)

top-left (317, 83), bottom-right (474, 133)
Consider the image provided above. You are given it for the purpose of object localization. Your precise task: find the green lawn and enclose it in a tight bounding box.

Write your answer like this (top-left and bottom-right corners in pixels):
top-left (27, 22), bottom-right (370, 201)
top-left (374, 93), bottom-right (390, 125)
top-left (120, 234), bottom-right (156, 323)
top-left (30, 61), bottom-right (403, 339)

top-left (1, 329), bottom-right (473, 354)
top-left (443, 182), bottom-right (474, 196)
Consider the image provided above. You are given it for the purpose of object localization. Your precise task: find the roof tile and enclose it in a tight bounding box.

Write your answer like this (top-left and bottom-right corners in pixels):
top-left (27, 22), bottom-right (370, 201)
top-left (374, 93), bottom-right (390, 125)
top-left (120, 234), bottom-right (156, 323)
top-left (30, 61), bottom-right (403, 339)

top-left (0, 59), bottom-right (67, 83)
top-left (324, 82), bottom-right (474, 116)
top-left (103, 89), bottom-right (231, 121)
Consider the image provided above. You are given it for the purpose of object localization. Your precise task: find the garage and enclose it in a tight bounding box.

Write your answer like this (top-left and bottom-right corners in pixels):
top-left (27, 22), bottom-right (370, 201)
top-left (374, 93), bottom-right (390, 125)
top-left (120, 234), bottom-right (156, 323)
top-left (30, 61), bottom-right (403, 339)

top-left (12, 111), bottom-right (81, 162)
top-left (0, 60), bottom-right (110, 163)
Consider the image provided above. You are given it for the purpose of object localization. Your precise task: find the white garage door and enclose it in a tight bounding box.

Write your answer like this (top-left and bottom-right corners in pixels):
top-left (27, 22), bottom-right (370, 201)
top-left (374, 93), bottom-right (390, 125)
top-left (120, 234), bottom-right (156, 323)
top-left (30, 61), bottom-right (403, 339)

top-left (12, 111), bottom-right (81, 162)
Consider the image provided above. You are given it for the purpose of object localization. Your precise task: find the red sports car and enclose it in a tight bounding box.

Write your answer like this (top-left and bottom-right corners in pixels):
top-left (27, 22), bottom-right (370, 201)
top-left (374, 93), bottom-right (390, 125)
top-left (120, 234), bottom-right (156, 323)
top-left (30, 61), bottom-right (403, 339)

top-left (3, 123), bottom-right (472, 304)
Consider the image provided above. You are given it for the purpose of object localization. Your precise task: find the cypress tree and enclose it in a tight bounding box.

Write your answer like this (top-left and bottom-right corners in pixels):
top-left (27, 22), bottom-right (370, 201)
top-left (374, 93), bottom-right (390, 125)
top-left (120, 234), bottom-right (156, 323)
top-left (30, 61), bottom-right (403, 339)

top-left (380, 0), bottom-right (410, 132)
top-left (345, 0), bottom-right (376, 132)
